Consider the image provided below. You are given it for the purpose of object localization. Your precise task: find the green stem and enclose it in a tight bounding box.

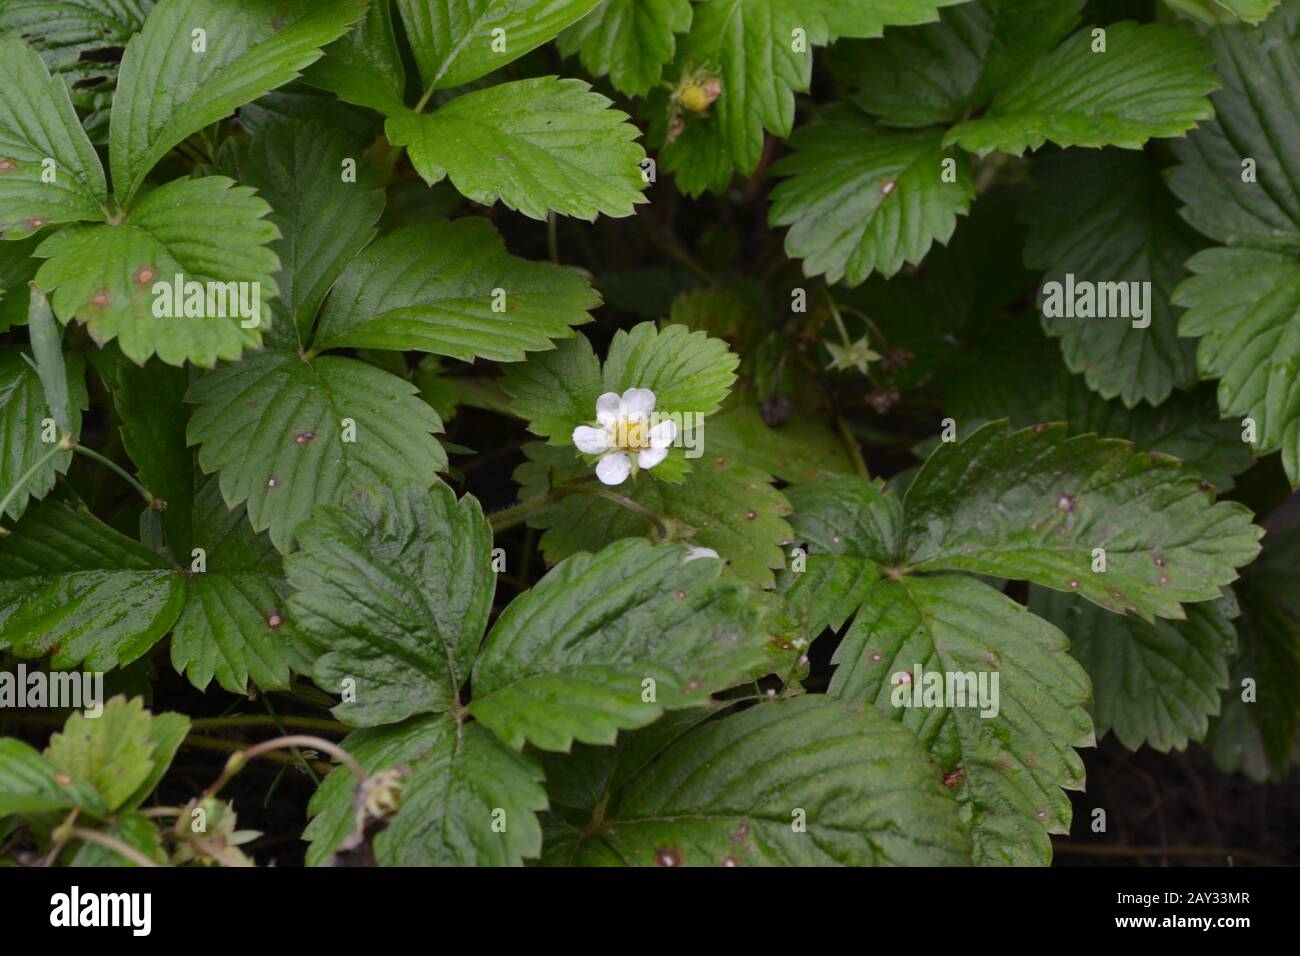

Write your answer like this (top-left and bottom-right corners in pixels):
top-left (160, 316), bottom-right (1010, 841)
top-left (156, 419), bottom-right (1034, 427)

top-left (547, 211), bottom-right (560, 264)
top-left (66, 827), bottom-right (162, 868)
top-left (73, 445), bottom-right (155, 506)
top-left (489, 493), bottom-right (559, 534)
top-left (837, 416), bottom-right (870, 480)
top-left (559, 485), bottom-right (670, 540)
top-left (189, 714), bottom-right (348, 733)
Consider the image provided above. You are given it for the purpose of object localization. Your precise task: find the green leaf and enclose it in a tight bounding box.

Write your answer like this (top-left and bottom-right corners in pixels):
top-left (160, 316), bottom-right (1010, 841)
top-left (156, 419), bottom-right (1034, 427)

top-left (557, 0), bottom-right (693, 96)
top-left (35, 175), bottom-right (280, 367)
top-left (92, 351), bottom-right (194, 558)
top-left (375, 720), bottom-right (546, 865)
top-left (305, 714), bottom-right (548, 866)
top-left (109, 0), bottom-right (368, 203)
top-left (769, 111), bottom-right (974, 285)
top-left (500, 334), bottom-right (602, 445)
top-left (0, 1), bottom-right (154, 145)
top-left (0, 738), bottom-right (104, 816)
top-left (388, 77), bottom-right (647, 222)
top-left (302, 0), bottom-right (407, 115)
top-left (1032, 587), bottom-right (1237, 752)
top-left (0, 346), bottom-right (87, 522)
top-left (938, 327), bottom-right (1254, 492)
top-left (0, 36), bottom-right (109, 236)
top-left (703, 404), bottom-right (856, 484)
top-left (68, 811), bottom-right (165, 866)
top-left (395, 0), bottom-right (603, 92)
top-left (311, 217), bottom-right (599, 361)
top-left (186, 351), bottom-right (445, 553)
top-left (1206, 525), bottom-right (1300, 781)
top-left (515, 443), bottom-right (794, 587)
top-left (470, 539), bottom-right (767, 751)
top-left (554, 696), bottom-right (971, 866)
top-left (0, 235), bottom-right (41, 331)
top-left (900, 421), bottom-right (1262, 620)
top-left (846, 0), bottom-right (1084, 128)
top-left (1167, 11), bottom-right (1300, 486)
top-left (0, 501), bottom-right (185, 669)
top-left (170, 477), bottom-right (306, 693)
top-left (1164, 0), bottom-right (1281, 25)
top-left (945, 21), bottom-right (1217, 157)
top-left (601, 321), bottom-right (738, 419)
top-left (286, 481), bottom-right (493, 727)
top-left (818, 571), bottom-right (1091, 865)
top-left (45, 695), bottom-right (157, 812)
top-left (220, 119), bottom-right (385, 351)
top-left (662, 0), bottom-right (965, 193)
top-left (1023, 149), bottom-right (1203, 408)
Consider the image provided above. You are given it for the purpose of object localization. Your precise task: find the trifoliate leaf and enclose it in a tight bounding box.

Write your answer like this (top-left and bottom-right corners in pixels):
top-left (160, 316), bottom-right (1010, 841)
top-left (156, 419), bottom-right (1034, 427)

top-left (515, 442), bottom-right (794, 587)
top-left (35, 176), bottom-right (281, 367)
top-left (0, 1), bottom-right (154, 145)
top-left (0, 739), bottom-right (103, 816)
top-left (557, 0), bottom-right (693, 96)
top-left (302, 0), bottom-right (407, 115)
top-left (109, 0), bottom-right (368, 203)
top-left (945, 21), bottom-right (1217, 157)
top-left (311, 217), bottom-right (599, 361)
top-left (170, 477), bottom-right (307, 694)
top-left (470, 539), bottom-right (767, 751)
top-left (1032, 587), bottom-right (1237, 752)
top-left (0, 37), bottom-right (109, 236)
top-left (286, 481), bottom-right (493, 727)
top-left (900, 421), bottom-right (1262, 620)
top-left (703, 404), bottom-right (856, 484)
top-left (0, 501), bottom-right (185, 669)
top-left (388, 77), bottom-right (647, 222)
top-left (500, 334), bottom-right (602, 445)
top-left (1023, 149), bottom-right (1203, 408)
top-left (0, 346), bottom-right (87, 522)
top-left (769, 110), bottom-right (974, 285)
top-left (553, 696), bottom-right (971, 866)
top-left (45, 695), bottom-right (157, 812)
top-left (846, 0), bottom-right (1084, 128)
top-left (220, 119), bottom-right (384, 351)
top-left (395, 0), bottom-right (602, 92)
top-left (820, 570), bottom-right (1091, 865)
top-left (1206, 525), bottom-right (1300, 781)
top-left (662, 0), bottom-right (965, 193)
top-left (1167, 11), bottom-right (1300, 486)
top-left (186, 351), bottom-right (446, 552)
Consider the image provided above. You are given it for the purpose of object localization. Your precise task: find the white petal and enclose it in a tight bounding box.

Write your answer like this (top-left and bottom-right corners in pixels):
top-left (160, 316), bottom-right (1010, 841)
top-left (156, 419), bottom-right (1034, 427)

top-left (621, 387), bottom-right (656, 418)
top-left (637, 445), bottom-right (668, 469)
top-left (595, 392), bottom-right (622, 427)
top-left (572, 425), bottom-right (610, 454)
top-left (648, 419), bottom-right (677, 449)
top-left (595, 452), bottom-right (631, 485)
top-left (683, 546), bottom-right (720, 563)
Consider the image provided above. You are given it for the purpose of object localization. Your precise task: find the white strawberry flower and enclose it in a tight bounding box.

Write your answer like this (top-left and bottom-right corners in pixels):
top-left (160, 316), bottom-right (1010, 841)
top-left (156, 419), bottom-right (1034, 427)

top-left (572, 388), bottom-right (678, 486)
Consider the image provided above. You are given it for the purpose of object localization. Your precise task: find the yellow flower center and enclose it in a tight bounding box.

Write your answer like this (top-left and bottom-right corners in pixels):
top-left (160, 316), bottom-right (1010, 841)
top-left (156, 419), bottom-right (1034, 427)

top-left (612, 418), bottom-right (653, 450)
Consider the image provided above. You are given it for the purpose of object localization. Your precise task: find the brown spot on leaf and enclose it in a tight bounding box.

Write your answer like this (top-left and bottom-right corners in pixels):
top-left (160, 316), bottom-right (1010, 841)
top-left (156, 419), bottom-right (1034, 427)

top-left (0, 157), bottom-right (18, 172)
top-left (655, 846), bottom-right (682, 867)
top-left (54, 773), bottom-right (73, 786)
top-left (730, 824), bottom-right (749, 844)
top-left (1055, 492), bottom-right (1076, 513)
top-left (674, 588), bottom-right (686, 599)
top-left (89, 289), bottom-right (109, 306)
top-left (294, 431), bottom-right (317, 446)
top-left (721, 855), bottom-right (740, 867)
top-left (266, 610), bottom-right (284, 629)
top-left (867, 650), bottom-right (883, 663)
top-left (880, 179), bottom-right (897, 196)
top-left (135, 266), bottom-right (155, 285)
top-left (745, 509), bottom-right (757, 521)
top-left (266, 476), bottom-right (280, 488)
top-left (943, 770), bottom-right (963, 789)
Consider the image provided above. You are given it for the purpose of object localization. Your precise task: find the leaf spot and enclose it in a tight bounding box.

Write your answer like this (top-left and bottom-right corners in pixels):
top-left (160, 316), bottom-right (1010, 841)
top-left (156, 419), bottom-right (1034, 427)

top-left (655, 846), bottom-right (682, 867)
top-left (266, 610), bottom-right (284, 629)
top-left (294, 431), bottom-right (317, 446)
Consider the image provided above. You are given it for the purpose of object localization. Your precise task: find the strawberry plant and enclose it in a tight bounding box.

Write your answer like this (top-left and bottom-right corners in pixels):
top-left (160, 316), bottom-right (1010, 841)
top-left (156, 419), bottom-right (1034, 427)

top-left (0, 0), bottom-right (1297, 869)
